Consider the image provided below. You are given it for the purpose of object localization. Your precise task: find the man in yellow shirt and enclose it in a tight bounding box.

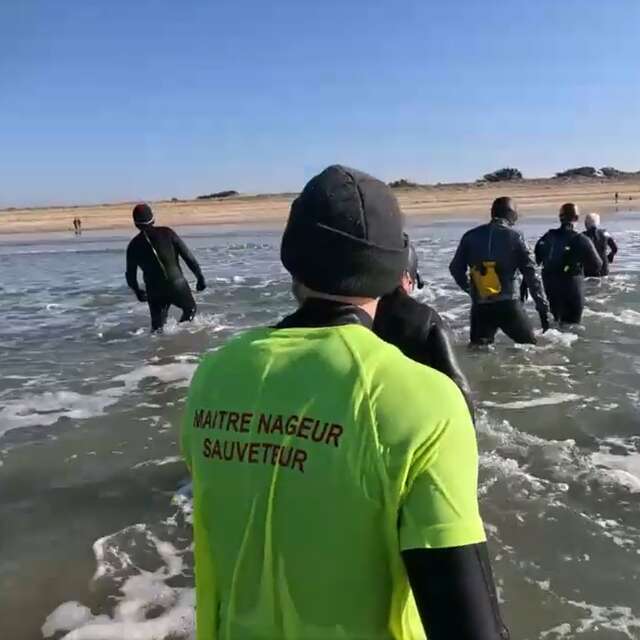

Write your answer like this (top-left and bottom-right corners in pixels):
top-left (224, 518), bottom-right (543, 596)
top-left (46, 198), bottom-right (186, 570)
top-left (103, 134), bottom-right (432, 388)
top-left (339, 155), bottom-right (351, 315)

top-left (182, 165), bottom-right (509, 639)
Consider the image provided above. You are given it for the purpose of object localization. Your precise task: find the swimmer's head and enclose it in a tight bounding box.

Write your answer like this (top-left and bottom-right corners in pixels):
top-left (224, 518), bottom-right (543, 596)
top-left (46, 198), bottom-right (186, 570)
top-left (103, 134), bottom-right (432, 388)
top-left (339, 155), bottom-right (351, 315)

top-left (401, 235), bottom-right (424, 293)
top-left (281, 165), bottom-right (407, 301)
top-left (559, 202), bottom-right (579, 225)
top-left (132, 203), bottom-right (154, 228)
top-left (491, 197), bottom-right (518, 226)
top-left (585, 212), bottom-right (600, 229)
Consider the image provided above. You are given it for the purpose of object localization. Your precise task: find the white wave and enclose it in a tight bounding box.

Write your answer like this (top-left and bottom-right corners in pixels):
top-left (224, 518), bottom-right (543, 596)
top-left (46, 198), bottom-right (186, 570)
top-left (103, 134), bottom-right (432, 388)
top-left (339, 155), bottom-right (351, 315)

top-left (482, 393), bottom-right (581, 410)
top-left (42, 522), bottom-right (194, 640)
top-left (113, 363), bottom-right (196, 388)
top-left (132, 456), bottom-right (183, 470)
top-left (591, 452), bottom-right (640, 493)
top-left (540, 601), bottom-right (640, 639)
top-left (0, 361), bottom-right (197, 436)
top-left (160, 313), bottom-right (230, 336)
top-left (0, 389), bottom-right (125, 435)
top-left (41, 602), bottom-right (99, 638)
top-left (539, 328), bottom-right (579, 348)
top-left (477, 414), bottom-right (640, 500)
top-left (583, 307), bottom-right (640, 326)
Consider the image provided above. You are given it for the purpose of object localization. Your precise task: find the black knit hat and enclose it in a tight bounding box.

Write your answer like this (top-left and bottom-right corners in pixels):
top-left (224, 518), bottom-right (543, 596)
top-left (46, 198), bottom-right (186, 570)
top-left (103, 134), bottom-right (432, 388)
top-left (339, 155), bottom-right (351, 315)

top-left (281, 165), bottom-right (408, 297)
top-left (132, 203), bottom-right (154, 226)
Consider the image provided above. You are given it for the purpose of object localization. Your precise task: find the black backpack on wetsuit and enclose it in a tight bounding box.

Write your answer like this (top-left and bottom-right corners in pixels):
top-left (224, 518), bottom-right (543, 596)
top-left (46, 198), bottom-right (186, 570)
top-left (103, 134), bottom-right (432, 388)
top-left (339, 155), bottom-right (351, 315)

top-left (537, 228), bottom-right (583, 276)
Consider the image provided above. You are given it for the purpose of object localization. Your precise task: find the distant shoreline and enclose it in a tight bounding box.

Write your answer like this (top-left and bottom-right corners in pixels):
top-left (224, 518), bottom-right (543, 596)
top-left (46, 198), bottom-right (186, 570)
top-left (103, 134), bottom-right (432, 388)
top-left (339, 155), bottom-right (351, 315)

top-left (1, 176), bottom-right (639, 235)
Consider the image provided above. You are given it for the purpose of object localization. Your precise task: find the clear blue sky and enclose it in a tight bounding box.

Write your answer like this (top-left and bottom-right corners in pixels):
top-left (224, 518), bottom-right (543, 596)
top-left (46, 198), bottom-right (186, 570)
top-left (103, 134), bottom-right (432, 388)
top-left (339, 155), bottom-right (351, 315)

top-left (1, 0), bottom-right (639, 207)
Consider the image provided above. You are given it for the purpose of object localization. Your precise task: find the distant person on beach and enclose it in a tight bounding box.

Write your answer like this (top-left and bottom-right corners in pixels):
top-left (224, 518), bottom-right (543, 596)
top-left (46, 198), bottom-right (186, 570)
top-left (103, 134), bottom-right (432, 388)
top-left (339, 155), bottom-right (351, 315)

top-left (73, 216), bottom-right (82, 235)
top-left (614, 192), bottom-right (619, 204)
top-left (374, 235), bottom-right (474, 418)
top-left (535, 203), bottom-right (602, 324)
top-left (181, 166), bottom-right (509, 640)
top-left (583, 212), bottom-right (618, 277)
top-left (449, 197), bottom-right (549, 346)
top-left (125, 203), bottom-right (206, 332)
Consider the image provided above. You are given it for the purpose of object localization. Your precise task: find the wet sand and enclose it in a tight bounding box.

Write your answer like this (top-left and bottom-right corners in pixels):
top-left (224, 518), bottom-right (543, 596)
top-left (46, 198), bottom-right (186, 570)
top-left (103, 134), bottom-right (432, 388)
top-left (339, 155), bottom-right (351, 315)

top-left (1, 177), bottom-right (639, 235)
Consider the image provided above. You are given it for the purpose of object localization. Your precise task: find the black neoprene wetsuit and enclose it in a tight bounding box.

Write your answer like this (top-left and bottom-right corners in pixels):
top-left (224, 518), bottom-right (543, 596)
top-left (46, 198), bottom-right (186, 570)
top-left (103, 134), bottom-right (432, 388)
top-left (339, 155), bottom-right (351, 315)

top-left (276, 298), bottom-right (509, 640)
top-left (373, 288), bottom-right (474, 418)
top-left (583, 227), bottom-right (618, 277)
top-left (449, 219), bottom-right (548, 346)
top-left (126, 226), bottom-right (204, 331)
top-left (535, 224), bottom-right (603, 324)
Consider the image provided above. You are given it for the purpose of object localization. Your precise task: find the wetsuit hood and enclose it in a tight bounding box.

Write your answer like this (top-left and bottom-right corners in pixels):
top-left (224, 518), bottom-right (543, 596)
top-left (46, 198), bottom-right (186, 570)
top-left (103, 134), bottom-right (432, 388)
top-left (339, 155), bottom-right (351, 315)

top-left (133, 203), bottom-right (154, 226)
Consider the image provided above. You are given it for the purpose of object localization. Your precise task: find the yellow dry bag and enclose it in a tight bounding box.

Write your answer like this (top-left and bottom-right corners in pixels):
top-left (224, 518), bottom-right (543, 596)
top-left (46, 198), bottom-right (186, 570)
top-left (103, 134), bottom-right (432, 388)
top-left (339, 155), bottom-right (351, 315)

top-left (470, 261), bottom-right (502, 299)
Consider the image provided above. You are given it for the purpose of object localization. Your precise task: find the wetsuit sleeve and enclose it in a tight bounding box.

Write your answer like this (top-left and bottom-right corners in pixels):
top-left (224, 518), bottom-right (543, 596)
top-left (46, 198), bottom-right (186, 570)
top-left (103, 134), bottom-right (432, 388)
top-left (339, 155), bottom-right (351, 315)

top-left (422, 319), bottom-right (475, 420)
top-left (172, 230), bottom-right (203, 279)
top-left (449, 235), bottom-right (470, 293)
top-left (606, 233), bottom-right (618, 262)
top-left (534, 234), bottom-right (546, 266)
top-left (403, 544), bottom-right (510, 640)
top-left (579, 235), bottom-right (603, 274)
top-left (516, 235), bottom-right (548, 313)
top-left (125, 241), bottom-right (141, 293)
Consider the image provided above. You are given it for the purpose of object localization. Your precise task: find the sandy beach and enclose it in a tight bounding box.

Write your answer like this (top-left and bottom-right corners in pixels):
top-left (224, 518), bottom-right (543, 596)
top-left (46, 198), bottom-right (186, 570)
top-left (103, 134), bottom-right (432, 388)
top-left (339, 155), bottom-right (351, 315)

top-left (1, 177), bottom-right (639, 235)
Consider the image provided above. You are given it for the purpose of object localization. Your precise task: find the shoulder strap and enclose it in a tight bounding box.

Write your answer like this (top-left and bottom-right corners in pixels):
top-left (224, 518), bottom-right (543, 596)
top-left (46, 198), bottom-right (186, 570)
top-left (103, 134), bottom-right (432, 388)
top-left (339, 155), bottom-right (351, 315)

top-left (142, 230), bottom-right (169, 279)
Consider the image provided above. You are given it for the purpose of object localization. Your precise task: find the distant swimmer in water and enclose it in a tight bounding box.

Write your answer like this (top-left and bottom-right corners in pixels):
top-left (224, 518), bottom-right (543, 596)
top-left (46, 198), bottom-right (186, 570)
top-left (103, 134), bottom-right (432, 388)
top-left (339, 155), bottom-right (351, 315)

top-left (535, 203), bottom-right (602, 325)
top-left (449, 197), bottom-right (549, 346)
top-left (125, 203), bottom-right (206, 332)
top-left (374, 236), bottom-right (474, 417)
top-left (583, 212), bottom-right (618, 277)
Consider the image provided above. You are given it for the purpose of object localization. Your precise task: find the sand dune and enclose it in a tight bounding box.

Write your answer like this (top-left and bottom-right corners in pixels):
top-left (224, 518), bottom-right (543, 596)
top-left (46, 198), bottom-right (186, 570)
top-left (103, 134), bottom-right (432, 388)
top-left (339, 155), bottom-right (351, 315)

top-left (1, 177), bottom-right (638, 235)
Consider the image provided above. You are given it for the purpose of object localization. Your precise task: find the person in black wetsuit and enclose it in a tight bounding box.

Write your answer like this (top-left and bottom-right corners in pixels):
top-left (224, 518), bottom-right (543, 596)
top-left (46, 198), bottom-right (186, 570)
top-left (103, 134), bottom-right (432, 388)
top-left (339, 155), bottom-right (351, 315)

top-left (125, 203), bottom-right (206, 332)
top-left (449, 197), bottom-right (549, 346)
top-left (535, 203), bottom-right (602, 325)
top-left (374, 237), bottom-right (474, 417)
top-left (583, 212), bottom-right (618, 277)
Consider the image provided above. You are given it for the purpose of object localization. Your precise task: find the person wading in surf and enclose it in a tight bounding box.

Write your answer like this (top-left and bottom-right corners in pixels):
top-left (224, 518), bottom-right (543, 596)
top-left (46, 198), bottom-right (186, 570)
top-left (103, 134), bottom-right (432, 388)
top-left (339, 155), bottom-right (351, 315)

top-left (181, 165), bottom-right (509, 640)
top-left (374, 235), bottom-right (475, 418)
top-left (535, 203), bottom-right (602, 324)
top-left (449, 197), bottom-right (549, 346)
top-left (582, 212), bottom-right (618, 277)
top-left (125, 203), bottom-right (206, 332)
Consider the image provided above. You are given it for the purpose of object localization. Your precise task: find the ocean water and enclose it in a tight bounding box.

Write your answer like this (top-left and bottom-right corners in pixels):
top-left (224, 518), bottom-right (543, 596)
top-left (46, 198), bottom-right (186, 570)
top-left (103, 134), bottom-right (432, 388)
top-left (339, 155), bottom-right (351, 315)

top-left (1, 214), bottom-right (639, 640)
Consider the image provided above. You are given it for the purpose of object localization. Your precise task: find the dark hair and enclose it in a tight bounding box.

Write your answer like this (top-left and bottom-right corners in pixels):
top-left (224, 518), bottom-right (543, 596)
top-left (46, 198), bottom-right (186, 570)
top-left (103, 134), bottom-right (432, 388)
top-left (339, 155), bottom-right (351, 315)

top-left (559, 202), bottom-right (579, 223)
top-left (491, 197), bottom-right (518, 224)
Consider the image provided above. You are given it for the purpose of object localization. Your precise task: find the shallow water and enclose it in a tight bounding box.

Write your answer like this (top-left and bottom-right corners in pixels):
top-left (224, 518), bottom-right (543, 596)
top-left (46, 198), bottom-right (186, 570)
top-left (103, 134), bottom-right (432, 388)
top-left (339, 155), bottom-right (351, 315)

top-left (1, 214), bottom-right (639, 640)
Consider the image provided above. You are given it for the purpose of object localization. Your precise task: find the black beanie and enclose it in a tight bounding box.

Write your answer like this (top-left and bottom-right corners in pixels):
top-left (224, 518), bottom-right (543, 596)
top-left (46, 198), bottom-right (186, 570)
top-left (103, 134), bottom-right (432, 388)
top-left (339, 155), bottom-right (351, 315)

top-left (281, 165), bottom-right (408, 298)
top-left (132, 203), bottom-right (154, 225)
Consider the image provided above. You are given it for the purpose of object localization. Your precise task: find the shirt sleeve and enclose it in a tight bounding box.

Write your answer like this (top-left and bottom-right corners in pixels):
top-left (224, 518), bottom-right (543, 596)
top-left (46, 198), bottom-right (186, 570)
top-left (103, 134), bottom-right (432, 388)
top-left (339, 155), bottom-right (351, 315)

top-left (398, 382), bottom-right (486, 550)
